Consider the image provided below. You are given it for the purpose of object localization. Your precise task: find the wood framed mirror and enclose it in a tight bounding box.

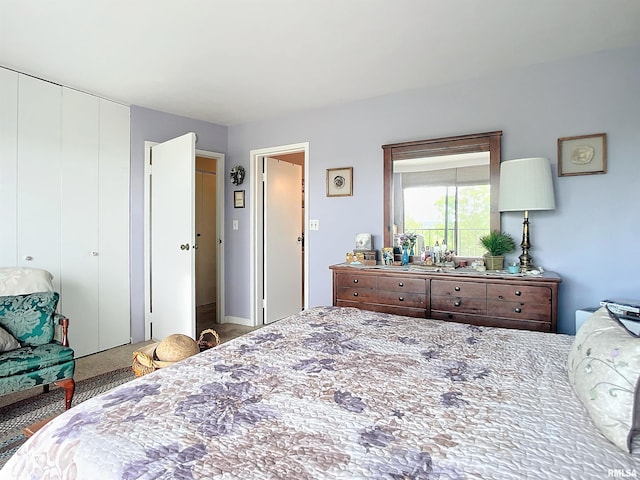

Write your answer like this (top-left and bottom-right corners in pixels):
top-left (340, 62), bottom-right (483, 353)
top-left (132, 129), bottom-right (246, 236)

top-left (383, 131), bottom-right (502, 253)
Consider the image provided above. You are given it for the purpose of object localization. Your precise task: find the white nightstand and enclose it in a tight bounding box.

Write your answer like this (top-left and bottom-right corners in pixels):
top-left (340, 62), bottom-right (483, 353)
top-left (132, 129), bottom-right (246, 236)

top-left (576, 307), bottom-right (640, 335)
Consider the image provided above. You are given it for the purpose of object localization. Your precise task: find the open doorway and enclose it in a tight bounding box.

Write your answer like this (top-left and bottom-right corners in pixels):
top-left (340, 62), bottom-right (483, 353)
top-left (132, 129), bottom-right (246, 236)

top-left (250, 143), bottom-right (309, 326)
top-left (195, 156), bottom-right (219, 333)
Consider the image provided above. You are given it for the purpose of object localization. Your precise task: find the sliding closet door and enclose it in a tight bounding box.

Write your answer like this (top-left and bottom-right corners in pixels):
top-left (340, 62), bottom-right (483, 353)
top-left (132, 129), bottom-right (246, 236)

top-left (17, 75), bottom-right (62, 291)
top-left (61, 88), bottom-right (100, 357)
top-left (98, 99), bottom-right (130, 351)
top-left (0, 68), bottom-right (18, 266)
top-left (61, 90), bottom-right (131, 357)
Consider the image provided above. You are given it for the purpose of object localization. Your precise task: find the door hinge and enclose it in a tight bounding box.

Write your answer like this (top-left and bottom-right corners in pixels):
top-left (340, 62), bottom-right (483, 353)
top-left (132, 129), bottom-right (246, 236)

top-left (262, 172), bottom-right (267, 182)
top-left (262, 298), bottom-right (266, 309)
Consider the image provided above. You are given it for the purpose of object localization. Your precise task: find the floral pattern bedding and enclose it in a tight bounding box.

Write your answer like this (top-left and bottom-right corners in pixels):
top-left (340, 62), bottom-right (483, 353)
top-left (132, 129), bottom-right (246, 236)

top-left (2, 306), bottom-right (639, 479)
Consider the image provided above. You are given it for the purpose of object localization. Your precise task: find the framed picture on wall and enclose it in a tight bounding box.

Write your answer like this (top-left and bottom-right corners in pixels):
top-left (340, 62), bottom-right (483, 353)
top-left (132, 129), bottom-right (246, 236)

top-left (326, 167), bottom-right (353, 197)
top-left (558, 133), bottom-right (607, 176)
top-left (234, 190), bottom-right (245, 208)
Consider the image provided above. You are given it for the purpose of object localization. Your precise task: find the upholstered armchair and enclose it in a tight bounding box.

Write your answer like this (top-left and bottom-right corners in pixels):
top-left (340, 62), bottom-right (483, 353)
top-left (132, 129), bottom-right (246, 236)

top-left (0, 268), bottom-right (75, 410)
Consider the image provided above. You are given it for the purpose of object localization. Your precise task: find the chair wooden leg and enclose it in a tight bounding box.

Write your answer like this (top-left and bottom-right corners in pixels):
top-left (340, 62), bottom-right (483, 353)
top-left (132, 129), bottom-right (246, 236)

top-left (54, 378), bottom-right (76, 410)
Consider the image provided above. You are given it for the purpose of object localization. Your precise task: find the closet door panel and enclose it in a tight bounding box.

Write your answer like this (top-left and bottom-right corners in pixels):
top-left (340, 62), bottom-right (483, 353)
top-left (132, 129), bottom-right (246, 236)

top-left (0, 68), bottom-right (18, 266)
top-left (61, 87), bottom-right (100, 357)
top-left (98, 99), bottom-right (131, 350)
top-left (17, 75), bottom-right (61, 290)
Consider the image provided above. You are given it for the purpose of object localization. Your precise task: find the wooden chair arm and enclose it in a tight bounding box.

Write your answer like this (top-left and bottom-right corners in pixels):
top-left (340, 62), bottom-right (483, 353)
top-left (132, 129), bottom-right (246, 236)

top-left (55, 314), bottom-right (70, 347)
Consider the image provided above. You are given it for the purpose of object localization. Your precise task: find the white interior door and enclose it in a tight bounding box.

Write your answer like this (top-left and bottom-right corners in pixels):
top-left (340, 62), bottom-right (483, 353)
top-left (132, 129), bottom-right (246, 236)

top-left (264, 157), bottom-right (302, 324)
top-left (151, 133), bottom-right (196, 340)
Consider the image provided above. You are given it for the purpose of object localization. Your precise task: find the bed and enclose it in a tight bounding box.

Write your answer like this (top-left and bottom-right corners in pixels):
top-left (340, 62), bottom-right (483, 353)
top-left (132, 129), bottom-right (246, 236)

top-left (1, 306), bottom-right (639, 479)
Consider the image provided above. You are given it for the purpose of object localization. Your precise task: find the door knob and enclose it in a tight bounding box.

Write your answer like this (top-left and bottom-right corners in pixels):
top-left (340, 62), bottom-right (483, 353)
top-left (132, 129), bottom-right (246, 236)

top-left (193, 244), bottom-right (198, 250)
top-left (180, 244), bottom-right (190, 250)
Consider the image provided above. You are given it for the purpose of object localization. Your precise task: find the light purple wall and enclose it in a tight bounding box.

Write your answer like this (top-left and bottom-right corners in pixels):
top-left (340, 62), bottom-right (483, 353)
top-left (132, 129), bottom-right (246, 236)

top-left (226, 47), bottom-right (640, 334)
top-left (129, 106), bottom-right (227, 341)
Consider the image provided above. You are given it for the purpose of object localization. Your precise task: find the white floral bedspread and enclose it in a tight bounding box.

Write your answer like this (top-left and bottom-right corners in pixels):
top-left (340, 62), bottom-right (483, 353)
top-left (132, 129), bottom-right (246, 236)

top-left (2, 306), bottom-right (639, 479)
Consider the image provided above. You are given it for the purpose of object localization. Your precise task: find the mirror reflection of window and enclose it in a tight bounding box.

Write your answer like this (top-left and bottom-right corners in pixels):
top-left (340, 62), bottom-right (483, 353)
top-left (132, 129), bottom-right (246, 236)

top-left (383, 131), bottom-right (502, 251)
top-left (393, 152), bottom-right (490, 257)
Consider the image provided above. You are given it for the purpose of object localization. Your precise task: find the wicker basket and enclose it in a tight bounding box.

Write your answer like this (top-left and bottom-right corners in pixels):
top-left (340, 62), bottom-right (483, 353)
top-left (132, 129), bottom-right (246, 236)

top-left (197, 328), bottom-right (220, 351)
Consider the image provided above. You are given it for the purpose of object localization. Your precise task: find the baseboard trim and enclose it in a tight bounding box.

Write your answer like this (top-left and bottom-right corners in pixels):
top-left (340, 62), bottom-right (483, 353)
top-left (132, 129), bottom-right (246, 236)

top-left (222, 315), bottom-right (254, 327)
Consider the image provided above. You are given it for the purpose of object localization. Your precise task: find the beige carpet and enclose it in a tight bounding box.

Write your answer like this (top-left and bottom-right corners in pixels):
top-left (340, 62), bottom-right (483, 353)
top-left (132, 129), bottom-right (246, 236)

top-left (0, 322), bottom-right (259, 408)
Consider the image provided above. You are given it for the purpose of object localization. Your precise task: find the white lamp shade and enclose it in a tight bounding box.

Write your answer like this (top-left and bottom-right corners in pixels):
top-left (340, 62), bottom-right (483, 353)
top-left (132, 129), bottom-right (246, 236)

top-left (499, 157), bottom-right (556, 212)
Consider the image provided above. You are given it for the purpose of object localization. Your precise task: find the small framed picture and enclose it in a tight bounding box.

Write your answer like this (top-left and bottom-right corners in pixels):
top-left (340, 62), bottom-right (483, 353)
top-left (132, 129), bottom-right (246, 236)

top-left (234, 190), bottom-right (245, 208)
top-left (326, 167), bottom-right (353, 197)
top-left (382, 247), bottom-right (394, 265)
top-left (558, 133), bottom-right (607, 177)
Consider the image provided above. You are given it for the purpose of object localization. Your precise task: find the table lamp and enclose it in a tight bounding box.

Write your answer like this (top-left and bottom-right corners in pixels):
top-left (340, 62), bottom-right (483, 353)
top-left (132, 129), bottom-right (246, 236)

top-left (498, 157), bottom-right (555, 272)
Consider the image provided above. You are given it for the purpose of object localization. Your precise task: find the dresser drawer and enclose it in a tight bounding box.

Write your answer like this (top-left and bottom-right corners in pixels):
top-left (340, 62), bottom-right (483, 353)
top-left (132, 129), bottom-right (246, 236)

top-left (431, 280), bottom-right (486, 298)
top-left (334, 273), bottom-right (376, 289)
top-left (431, 311), bottom-right (552, 332)
top-left (487, 284), bottom-right (552, 303)
top-left (336, 286), bottom-right (377, 302)
top-left (378, 277), bottom-right (426, 294)
top-left (337, 300), bottom-right (427, 318)
top-left (487, 300), bottom-right (552, 322)
top-left (431, 296), bottom-right (486, 315)
top-left (376, 290), bottom-right (427, 309)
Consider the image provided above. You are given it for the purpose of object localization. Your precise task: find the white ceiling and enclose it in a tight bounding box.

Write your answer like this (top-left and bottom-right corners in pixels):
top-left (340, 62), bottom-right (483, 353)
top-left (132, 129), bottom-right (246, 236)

top-left (2, 0), bottom-right (640, 126)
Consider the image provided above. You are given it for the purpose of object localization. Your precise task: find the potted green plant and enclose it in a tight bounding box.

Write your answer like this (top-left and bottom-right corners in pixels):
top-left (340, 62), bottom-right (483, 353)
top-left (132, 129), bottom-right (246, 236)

top-left (479, 230), bottom-right (516, 270)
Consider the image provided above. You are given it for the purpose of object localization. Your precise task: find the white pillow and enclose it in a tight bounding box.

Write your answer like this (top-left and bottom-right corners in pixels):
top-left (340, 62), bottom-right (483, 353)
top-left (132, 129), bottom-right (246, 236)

top-left (0, 325), bottom-right (21, 352)
top-left (567, 307), bottom-right (640, 452)
top-left (0, 267), bottom-right (54, 296)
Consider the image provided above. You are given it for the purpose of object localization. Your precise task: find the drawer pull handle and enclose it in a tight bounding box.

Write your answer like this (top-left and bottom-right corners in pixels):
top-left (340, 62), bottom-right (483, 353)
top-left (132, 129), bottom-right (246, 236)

top-left (399, 296), bottom-right (404, 301)
top-left (353, 292), bottom-right (359, 297)
top-left (353, 279), bottom-right (359, 284)
top-left (515, 290), bottom-right (521, 296)
top-left (498, 295), bottom-right (504, 300)
top-left (454, 286), bottom-right (461, 292)
top-left (398, 282), bottom-right (404, 287)
top-left (515, 307), bottom-right (522, 313)
top-left (454, 301), bottom-right (461, 307)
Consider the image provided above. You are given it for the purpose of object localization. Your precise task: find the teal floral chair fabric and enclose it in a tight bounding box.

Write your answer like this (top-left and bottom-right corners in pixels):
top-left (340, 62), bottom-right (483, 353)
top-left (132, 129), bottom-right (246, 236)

top-left (0, 279), bottom-right (76, 410)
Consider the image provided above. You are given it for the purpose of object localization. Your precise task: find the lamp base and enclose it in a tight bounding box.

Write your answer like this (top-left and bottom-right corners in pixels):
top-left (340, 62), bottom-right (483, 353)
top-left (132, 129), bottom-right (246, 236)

top-left (518, 254), bottom-right (535, 272)
top-left (518, 210), bottom-right (534, 272)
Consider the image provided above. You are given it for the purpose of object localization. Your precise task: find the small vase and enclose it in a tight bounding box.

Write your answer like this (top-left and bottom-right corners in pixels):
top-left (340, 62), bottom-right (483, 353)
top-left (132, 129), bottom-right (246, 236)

top-left (402, 247), bottom-right (409, 265)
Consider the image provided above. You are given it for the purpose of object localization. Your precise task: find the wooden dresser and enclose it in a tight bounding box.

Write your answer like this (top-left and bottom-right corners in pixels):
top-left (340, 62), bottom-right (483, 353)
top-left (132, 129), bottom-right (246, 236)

top-left (330, 264), bottom-right (561, 332)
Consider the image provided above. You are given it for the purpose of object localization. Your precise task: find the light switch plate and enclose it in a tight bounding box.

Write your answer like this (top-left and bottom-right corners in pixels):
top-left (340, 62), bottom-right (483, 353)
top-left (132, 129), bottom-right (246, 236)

top-left (232, 220), bottom-right (239, 230)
